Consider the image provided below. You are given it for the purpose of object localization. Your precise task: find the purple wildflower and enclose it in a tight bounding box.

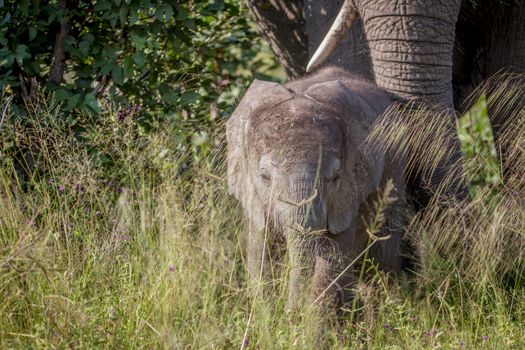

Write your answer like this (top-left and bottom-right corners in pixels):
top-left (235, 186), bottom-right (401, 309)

top-left (95, 211), bottom-right (102, 216)
top-left (425, 329), bottom-right (438, 337)
top-left (482, 335), bottom-right (489, 342)
top-left (169, 265), bottom-right (175, 272)
top-left (117, 234), bottom-right (130, 241)
top-left (48, 179), bottom-right (55, 184)
top-left (58, 185), bottom-right (65, 192)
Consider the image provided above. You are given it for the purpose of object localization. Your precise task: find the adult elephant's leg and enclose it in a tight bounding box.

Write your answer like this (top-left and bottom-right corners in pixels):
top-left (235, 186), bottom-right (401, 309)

top-left (245, 0), bottom-right (308, 78)
top-left (478, 0), bottom-right (525, 180)
top-left (484, 1), bottom-right (525, 80)
top-left (482, 0), bottom-right (525, 134)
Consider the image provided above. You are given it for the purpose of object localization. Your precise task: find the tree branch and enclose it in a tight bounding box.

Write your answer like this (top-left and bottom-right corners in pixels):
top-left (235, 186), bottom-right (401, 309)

top-left (48, 0), bottom-right (72, 85)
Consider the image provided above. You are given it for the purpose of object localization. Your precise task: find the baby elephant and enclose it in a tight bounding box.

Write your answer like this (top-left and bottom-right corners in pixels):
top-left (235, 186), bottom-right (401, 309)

top-left (227, 67), bottom-right (407, 309)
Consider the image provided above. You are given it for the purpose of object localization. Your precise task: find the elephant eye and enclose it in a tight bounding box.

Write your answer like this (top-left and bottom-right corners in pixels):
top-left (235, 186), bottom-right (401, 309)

top-left (327, 171), bottom-right (340, 185)
top-left (260, 172), bottom-right (272, 186)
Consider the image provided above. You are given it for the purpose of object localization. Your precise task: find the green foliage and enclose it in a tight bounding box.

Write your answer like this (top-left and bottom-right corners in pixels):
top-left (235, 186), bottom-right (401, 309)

top-left (457, 94), bottom-right (503, 196)
top-left (0, 0), bottom-right (278, 120)
top-left (0, 0), bottom-right (282, 177)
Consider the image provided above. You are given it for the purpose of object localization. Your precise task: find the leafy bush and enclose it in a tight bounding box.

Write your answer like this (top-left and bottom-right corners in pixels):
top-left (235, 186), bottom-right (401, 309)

top-left (457, 94), bottom-right (502, 195)
top-left (1, 0), bottom-right (283, 184)
top-left (0, 0), bottom-right (280, 121)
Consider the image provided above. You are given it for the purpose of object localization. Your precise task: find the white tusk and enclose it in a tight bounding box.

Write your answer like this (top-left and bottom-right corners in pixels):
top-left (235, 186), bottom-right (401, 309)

top-left (306, 0), bottom-right (358, 73)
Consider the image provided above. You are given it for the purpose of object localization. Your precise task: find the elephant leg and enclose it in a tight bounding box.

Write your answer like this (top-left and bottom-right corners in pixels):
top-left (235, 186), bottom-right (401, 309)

top-left (484, 0), bottom-right (525, 130)
top-left (247, 227), bottom-right (269, 283)
top-left (483, 0), bottom-right (525, 80)
top-left (369, 232), bottom-right (402, 274)
top-left (479, 1), bottom-right (525, 180)
top-left (310, 235), bottom-right (357, 308)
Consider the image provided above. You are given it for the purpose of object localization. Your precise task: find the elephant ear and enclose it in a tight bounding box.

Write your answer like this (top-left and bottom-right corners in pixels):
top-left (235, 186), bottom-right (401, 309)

top-left (304, 79), bottom-right (386, 234)
top-left (226, 79), bottom-right (294, 227)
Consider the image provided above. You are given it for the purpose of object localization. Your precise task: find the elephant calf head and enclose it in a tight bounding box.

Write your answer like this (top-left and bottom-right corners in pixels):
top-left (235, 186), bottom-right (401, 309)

top-left (227, 67), bottom-right (403, 308)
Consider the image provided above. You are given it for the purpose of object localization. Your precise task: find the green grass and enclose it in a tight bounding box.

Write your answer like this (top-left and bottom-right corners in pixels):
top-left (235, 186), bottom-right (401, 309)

top-left (0, 91), bottom-right (524, 349)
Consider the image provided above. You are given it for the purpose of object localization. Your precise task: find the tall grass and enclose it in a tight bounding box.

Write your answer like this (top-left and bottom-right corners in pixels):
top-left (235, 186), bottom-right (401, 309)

top-left (1, 81), bottom-right (524, 349)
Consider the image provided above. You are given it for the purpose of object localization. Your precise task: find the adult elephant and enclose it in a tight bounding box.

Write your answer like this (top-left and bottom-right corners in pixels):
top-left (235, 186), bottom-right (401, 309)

top-left (246, 0), bottom-right (525, 111)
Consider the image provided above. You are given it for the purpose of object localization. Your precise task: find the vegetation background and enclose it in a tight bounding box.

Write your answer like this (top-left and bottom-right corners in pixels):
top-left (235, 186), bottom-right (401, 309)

top-left (0, 0), bottom-right (523, 349)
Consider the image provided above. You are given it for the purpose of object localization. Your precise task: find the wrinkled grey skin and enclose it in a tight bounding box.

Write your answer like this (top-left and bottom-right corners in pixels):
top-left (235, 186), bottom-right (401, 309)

top-left (247, 0), bottom-right (525, 110)
top-left (227, 67), bottom-right (407, 308)
top-left (248, 0), bottom-right (525, 205)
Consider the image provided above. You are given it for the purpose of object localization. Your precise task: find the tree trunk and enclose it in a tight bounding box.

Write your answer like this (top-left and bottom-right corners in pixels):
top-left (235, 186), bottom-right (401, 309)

top-left (245, 0), bottom-right (308, 78)
top-left (48, 0), bottom-right (72, 85)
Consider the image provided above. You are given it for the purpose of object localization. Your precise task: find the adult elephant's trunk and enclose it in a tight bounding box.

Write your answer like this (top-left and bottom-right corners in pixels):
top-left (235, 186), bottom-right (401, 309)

top-left (360, 0), bottom-right (461, 108)
top-left (308, 0), bottom-right (462, 108)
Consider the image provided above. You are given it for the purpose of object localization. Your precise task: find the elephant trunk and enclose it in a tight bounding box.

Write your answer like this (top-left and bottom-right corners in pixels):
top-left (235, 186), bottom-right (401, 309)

top-left (359, 0), bottom-right (462, 108)
top-left (285, 226), bottom-right (316, 310)
top-left (284, 176), bottom-right (327, 310)
top-left (360, 0), bottom-right (469, 201)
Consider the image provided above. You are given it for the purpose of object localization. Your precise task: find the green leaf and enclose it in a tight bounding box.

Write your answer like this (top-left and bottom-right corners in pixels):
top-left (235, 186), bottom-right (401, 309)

top-left (63, 94), bottom-right (81, 111)
top-left (119, 5), bottom-right (128, 26)
top-left (54, 88), bottom-right (69, 101)
top-left (180, 91), bottom-right (200, 105)
top-left (28, 27), bottom-right (37, 41)
top-left (207, 0), bottom-right (225, 11)
top-left (84, 93), bottom-right (102, 113)
top-left (94, 1), bottom-right (112, 11)
top-left (0, 13), bottom-right (11, 26)
top-left (100, 62), bottom-right (117, 76)
top-left (15, 44), bottom-right (31, 64)
top-left (175, 5), bottom-right (189, 20)
top-left (122, 56), bottom-right (133, 77)
top-left (112, 65), bottom-right (123, 85)
top-left (163, 5), bottom-right (174, 21)
top-left (132, 52), bottom-right (145, 67)
top-left (130, 33), bottom-right (146, 49)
